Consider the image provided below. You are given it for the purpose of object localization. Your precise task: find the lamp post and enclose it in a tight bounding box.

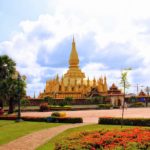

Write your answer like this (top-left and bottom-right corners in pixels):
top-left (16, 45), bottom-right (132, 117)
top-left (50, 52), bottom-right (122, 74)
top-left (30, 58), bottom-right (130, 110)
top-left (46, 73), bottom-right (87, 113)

top-left (16, 73), bottom-right (23, 122)
top-left (145, 86), bottom-right (150, 107)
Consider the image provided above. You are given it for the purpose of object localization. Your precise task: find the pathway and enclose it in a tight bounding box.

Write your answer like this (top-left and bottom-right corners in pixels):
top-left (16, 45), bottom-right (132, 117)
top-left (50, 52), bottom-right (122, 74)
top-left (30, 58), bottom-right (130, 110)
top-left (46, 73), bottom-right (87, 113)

top-left (22, 108), bottom-right (150, 123)
top-left (0, 123), bottom-right (90, 150)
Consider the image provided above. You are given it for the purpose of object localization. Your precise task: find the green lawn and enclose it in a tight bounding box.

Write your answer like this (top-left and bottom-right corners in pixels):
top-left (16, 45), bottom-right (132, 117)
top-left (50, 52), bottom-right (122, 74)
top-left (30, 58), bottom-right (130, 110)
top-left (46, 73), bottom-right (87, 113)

top-left (37, 124), bottom-right (139, 150)
top-left (0, 120), bottom-right (62, 145)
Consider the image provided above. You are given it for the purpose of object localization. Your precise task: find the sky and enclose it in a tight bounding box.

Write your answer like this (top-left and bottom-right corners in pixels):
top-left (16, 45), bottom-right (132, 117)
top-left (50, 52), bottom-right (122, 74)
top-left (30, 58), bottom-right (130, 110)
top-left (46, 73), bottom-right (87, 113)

top-left (0, 0), bottom-right (150, 97)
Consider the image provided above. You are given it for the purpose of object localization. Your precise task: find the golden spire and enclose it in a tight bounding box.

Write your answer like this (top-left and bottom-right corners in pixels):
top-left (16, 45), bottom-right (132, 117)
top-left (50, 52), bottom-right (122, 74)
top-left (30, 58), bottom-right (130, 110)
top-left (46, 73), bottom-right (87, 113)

top-left (56, 74), bottom-right (59, 82)
top-left (87, 77), bottom-right (90, 86)
top-left (69, 37), bottom-right (79, 67)
top-left (93, 77), bottom-right (96, 87)
top-left (103, 75), bottom-right (108, 92)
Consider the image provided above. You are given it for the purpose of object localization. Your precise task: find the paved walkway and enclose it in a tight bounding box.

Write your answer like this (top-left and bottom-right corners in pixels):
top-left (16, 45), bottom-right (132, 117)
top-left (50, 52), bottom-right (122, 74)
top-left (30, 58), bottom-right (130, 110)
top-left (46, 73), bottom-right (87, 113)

top-left (0, 123), bottom-right (90, 150)
top-left (0, 108), bottom-right (149, 150)
top-left (22, 108), bottom-right (150, 123)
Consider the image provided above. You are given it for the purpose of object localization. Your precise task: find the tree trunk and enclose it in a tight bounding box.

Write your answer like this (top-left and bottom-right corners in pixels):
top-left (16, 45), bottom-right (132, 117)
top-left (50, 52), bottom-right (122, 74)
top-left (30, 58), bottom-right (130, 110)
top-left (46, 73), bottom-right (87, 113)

top-left (0, 100), bottom-right (3, 108)
top-left (8, 98), bottom-right (15, 114)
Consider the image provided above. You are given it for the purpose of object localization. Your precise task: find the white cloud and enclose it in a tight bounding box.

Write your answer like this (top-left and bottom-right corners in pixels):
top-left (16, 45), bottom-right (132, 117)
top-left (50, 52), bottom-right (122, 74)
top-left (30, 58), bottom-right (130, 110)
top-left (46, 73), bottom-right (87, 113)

top-left (1, 0), bottom-right (150, 96)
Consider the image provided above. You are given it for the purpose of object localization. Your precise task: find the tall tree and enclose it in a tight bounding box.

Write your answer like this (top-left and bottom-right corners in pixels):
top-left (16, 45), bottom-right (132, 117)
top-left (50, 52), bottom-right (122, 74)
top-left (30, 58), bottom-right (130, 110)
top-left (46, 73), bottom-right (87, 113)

top-left (0, 55), bottom-right (26, 113)
top-left (0, 55), bottom-right (16, 108)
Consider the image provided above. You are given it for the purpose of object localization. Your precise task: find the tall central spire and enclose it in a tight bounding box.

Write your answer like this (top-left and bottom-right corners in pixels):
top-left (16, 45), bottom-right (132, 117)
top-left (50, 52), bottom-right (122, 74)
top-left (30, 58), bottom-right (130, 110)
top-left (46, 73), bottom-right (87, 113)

top-left (69, 37), bottom-right (79, 68)
top-left (64, 36), bottom-right (85, 79)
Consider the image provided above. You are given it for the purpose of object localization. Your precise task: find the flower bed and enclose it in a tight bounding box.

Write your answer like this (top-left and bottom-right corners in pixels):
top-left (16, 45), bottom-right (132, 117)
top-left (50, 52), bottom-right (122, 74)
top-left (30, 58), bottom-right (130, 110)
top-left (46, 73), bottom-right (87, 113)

top-left (98, 117), bottom-right (150, 126)
top-left (55, 128), bottom-right (150, 149)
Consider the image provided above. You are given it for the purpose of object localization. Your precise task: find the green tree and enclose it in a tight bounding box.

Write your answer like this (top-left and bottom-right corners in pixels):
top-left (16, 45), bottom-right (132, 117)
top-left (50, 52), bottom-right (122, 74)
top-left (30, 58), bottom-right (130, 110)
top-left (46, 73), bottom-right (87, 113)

top-left (0, 55), bottom-right (26, 113)
top-left (44, 96), bottom-right (54, 105)
top-left (21, 99), bottom-right (30, 108)
top-left (0, 55), bottom-right (16, 108)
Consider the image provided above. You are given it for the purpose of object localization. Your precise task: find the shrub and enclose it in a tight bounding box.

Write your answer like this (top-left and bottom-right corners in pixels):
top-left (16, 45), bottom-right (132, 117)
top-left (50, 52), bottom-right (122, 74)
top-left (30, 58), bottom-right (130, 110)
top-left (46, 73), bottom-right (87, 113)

top-left (130, 102), bottom-right (145, 107)
top-left (44, 97), bottom-right (55, 105)
top-left (47, 117), bottom-right (83, 123)
top-left (0, 107), bottom-right (4, 115)
top-left (59, 100), bottom-right (67, 107)
top-left (64, 97), bottom-right (73, 105)
top-left (98, 117), bottom-right (150, 126)
top-left (21, 99), bottom-right (30, 107)
top-left (49, 106), bottom-right (72, 110)
top-left (51, 112), bottom-right (66, 117)
top-left (22, 116), bottom-right (46, 122)
top-left (0, 115), bottom-right (46, 122)
top-left (39, 103), bottom-right (49, 112)
top-left (98, 104), bottom-right (113, 109)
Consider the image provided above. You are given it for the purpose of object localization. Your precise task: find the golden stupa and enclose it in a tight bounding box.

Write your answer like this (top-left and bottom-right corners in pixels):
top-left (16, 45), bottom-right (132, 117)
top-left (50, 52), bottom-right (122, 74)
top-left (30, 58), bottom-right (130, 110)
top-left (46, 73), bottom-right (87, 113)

top-left (39, 37), bottom-right (108, 99)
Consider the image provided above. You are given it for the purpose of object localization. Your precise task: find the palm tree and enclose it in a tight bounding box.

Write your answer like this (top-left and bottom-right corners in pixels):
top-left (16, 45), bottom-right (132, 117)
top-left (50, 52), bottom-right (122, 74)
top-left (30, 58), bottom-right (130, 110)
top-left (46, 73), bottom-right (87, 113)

top-left (0, 55), bottom-right (16, 108)
top-left (0, 55), bottom-right (26, 113)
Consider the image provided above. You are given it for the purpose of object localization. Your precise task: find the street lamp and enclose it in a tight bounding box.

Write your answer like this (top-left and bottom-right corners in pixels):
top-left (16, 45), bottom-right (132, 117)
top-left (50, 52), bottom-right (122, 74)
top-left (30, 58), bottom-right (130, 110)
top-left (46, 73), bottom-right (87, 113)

top-left (145, 86), bottom-right (150, 107)
top-left (16, 73), bottom-right (23, 122)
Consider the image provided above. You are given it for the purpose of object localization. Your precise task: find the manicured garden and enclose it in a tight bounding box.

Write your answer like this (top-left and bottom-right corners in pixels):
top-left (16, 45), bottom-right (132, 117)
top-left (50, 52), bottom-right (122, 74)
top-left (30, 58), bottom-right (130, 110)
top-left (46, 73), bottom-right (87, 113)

top-left (0, 120), bottom-right (62, 145)
top-left (37, 124), bottom-right (150, 150)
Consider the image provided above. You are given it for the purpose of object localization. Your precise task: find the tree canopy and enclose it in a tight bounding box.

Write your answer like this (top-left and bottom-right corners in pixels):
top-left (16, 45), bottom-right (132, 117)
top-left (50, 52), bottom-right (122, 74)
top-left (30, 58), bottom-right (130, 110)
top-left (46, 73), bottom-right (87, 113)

top-left (0, 55), bottom-right (26, 113)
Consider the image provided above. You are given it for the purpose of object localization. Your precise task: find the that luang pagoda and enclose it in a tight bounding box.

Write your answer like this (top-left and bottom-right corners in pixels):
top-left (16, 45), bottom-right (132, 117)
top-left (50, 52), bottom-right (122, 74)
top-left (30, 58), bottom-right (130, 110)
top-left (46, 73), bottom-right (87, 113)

top-left (38, 37), bottom-right (124, 106)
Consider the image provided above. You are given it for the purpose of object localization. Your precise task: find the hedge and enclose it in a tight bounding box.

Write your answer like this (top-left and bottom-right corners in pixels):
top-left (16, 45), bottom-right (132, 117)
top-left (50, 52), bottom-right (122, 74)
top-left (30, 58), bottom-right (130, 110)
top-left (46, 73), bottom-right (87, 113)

top-left (0, 115), bottom-right (83, 123)
top-left (0, 116), bottom-right (46, 122)
top-left (47, 117), bottom-right (83, 123)
top-left (130, 102), bottom-right (145, 108)
top-left (98, 104), bottom-right (113, 109)
top-left (98, 117), bottom-right (150, 126)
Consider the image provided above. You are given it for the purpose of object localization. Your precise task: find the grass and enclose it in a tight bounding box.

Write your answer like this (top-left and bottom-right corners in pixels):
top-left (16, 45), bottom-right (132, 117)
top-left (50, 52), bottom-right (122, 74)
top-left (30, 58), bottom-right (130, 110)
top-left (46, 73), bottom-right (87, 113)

top-left (0, 120), bottom-right (63, 145)
top-left (37, 124), bottom-right (139, 150)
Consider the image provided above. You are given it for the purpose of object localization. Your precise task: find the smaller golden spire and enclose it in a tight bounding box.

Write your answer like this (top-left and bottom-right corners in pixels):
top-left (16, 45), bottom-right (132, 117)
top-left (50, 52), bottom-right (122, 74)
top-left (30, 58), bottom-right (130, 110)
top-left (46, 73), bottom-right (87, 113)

top-left (61, 75), bottom-right (64, 84)
top-left (56, 74), bottom-right (59, 82)
top-left (87, 77), bottom-right (90, 86)
top-left (93, 77), bottom-right (96, 87)
top-left (103, 75), bottom-right (108, 92)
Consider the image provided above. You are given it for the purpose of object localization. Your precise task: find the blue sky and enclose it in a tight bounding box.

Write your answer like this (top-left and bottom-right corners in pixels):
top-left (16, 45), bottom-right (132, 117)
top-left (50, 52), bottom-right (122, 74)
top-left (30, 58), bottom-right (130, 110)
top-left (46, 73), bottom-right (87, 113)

top-left (0, 0), bottom-right (150, 97)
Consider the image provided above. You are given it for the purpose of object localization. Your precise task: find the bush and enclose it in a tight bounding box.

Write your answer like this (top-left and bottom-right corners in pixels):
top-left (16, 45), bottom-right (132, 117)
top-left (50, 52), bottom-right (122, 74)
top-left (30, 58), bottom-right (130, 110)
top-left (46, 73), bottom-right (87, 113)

top-left (47, 117), bottom-right (83, 123)
top-left (98, 104), bottom-right (113, 109)
top-left (39, 103), bottom-right (49, 112)
top-left (21, 99), bottom-right (30, 107)
top-left (98, 117), bottom-right (150, 126)
top-left (44, 97), bottom-right (55, 105)
top-left (130, 102), bottom-right (145, 107)
top-left (59, 100), bottom-right (67, 107)
top-left (64, 97), bottom-right (73, 105)
top-left (0, 107), bottom-right (4, 115)
top-left (51, 112), bottom-right (66, 117)
top-left (49, 105), bottom-right (72, 110)
top-left (0, 115), bottom-right (46, 122)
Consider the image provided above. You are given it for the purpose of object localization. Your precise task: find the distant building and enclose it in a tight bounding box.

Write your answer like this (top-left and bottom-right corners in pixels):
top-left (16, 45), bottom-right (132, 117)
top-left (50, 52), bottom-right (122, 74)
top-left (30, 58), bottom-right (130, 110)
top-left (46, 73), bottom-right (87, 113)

top-left (108, 83), bottom-right (124, 106)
